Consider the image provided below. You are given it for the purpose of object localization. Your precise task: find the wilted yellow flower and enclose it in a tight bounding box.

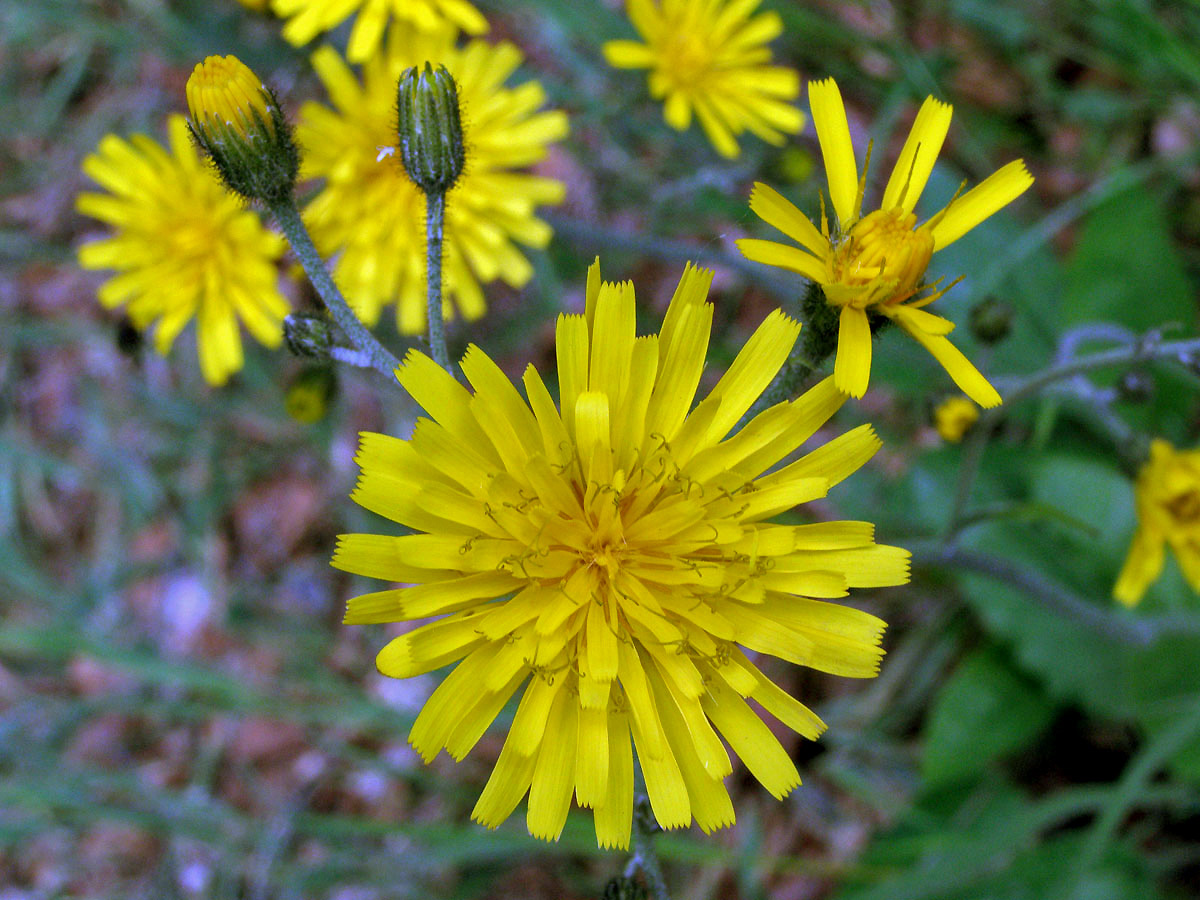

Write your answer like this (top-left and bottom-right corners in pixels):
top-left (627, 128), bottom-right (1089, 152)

top-left (738, 78), bottom-right (1033, 407)
top-left (297, 25), bottom-right (568, 333)
top-left (271, 0), bottom-right (487, 62)
top-left (334, 259), bottom-right (909, 848)
top-left (1114, 439), bottom-right (1200, 606)
top-left (934, 396), bottom-right (979, 443)
top-left (604, 0), bottom-right (804, 158)
top-left (76, 115), bottom-right (289, 386)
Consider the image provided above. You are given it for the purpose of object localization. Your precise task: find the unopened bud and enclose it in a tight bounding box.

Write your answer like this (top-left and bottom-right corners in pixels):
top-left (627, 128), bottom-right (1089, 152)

top-left (968, 296), bottom-right (1014, 345)
top-left (396, 63), bottom-right (466, 195)
top-left (283, 313), bottom-right (334, 359)
top-left (186, 55), bottom-right (298, 203)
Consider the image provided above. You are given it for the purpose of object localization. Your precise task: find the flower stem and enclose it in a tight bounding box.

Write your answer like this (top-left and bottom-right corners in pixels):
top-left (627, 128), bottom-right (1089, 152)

top-left (944, 332), bottom-right (1200, 540)
top-left (424, 189), bottom-right (451, 371)
top-left (268, 199), bottom-right (401, 379)
top-left (624, 794), bottom-right (671, 900)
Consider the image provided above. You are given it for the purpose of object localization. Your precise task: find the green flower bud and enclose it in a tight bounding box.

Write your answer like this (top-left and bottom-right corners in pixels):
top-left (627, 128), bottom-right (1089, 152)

top-left (283, 312), bottom-right (334, 359)
top-left (396, 63), bottom-right (466, 195)
top-left (968, 296), bottom-right (1014, 346)
top-left (186, 55), bottom-right (299, 204)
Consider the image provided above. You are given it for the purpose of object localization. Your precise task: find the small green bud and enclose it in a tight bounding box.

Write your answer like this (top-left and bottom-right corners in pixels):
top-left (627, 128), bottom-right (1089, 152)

top-left (396, 63), bottom-right (466, 195)
top-left (283, 312), bottom-right (334, 359)
top-left (186, 55), bottom-right (299, 204)
top-left (968, 296), bottom-right (1014, 345)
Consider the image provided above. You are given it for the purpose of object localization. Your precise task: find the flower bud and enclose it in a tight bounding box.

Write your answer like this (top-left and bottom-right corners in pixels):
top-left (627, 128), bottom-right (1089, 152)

top-left (396, 63), bottom-right (466, 195)
top-left (186, 55), bottom-right (299, 203)
top-left (283, 312), bottom-right (334, 359)
top-left (968, 296), bottom-right (1014, 346)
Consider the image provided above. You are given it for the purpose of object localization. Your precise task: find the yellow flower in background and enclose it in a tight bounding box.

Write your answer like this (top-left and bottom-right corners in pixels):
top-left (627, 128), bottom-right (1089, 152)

top-left (234, 0), bottom-right (271, 12)
top-left (76, 115), bottom-right (289, 386)
top-left (1114, 439), bottom-right (1200, 606)
top-left (271, 0), bottom-right (487, 62)
top-left (297, 25), bottom-right (568, 333)
top-left (934, 396), bottom-right (979, 443)
top-left (738, 78), bottom-right (1033, 407)
top-left (604, 0), bottom-right (804, 158)
top-left (334, 259), bottom-right (909, 848)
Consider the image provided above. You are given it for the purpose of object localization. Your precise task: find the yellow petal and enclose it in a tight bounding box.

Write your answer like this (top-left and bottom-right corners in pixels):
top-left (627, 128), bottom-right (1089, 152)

top-left (702, 679), bottom-right (800, 799)
top-left (809, 78), bottom-right (859, 226)
top-left (527, 683), bottom-right (578, 841)
top-left (834, 306), bottom-right (872, 399)
top-left (899, 322), bottom-right (1002, 408)
top-left (736, 238), bottom-right (827, 282)
top-left (1113, 526), bottom-right (1165, 607)
top-left (928, 159), bottom-right (1034, 250)
top-left (748, 182), bottom-right (828, 256)
top-left (594, 710), bottom-right (634, 850)
top-left (881, 97), bottom-right (953, 213)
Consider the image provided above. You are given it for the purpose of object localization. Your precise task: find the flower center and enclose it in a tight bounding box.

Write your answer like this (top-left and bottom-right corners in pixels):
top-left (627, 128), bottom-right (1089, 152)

top-left (829, 208), bottom-right (933, 309)
top-left (1166, 489), bottom-right (1200, 524)
top-left (664, 32), bottom-right (714, 86)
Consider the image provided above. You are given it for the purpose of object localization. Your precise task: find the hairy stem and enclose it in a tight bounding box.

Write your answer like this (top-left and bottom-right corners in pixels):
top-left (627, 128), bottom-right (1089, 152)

top-left (624, 795), bottom-right (671, 900)
top-left (269, 199), bottom-right (401, 379)
top-left (424, 190), bottom-right (451, 371)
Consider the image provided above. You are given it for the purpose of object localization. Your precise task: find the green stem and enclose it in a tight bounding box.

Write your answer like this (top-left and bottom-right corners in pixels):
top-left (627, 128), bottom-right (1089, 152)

top-left (268, 199), bottom-right (401, 380)
top-left (624, 794), bottom-right (671, 900)
top-left (424, 189), bottom-right (451, 371)
top-left (944, 333), bottom-right (1200, 540)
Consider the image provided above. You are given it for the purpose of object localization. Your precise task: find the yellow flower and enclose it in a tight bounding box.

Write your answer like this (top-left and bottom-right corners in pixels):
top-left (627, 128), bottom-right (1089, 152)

top-left (186, 55), bottom-right (274, 139)
top-left (603, 0), bottom-right (804, 158)
top-left (334, 259), bottom-right (909, 848)
top-left (1114, 439), bottom-right (1200, 606)
top-left (76, 115), bottom-right (289, 386)
top-left (271, 0), bottom-right (487, 63)
top-left (737, 78), bottom-right (1034, 407)
top-left (933, 396), bottom-right (979, 443)
top-left (297, 25), bottom-right (568, 334)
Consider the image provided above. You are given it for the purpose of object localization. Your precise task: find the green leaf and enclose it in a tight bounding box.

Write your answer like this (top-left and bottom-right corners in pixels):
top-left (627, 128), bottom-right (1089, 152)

top-left (921, 646), bottom-right (1056, 789)
top-left (1062, 186), bottom-right (1195, 333)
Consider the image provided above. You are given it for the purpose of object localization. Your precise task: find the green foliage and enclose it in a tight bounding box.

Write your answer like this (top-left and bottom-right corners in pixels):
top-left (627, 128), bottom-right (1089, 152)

top-left (921, 646), bottom-right (1056, 789)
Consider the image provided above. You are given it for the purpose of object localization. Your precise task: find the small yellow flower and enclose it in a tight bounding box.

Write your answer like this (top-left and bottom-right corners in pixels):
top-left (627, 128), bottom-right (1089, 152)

top-left (1114, 439), bottom-right (1200, 606)
top-left (186, 55), bottom-right (274, 140)
top-left (271, 0), bottom-right (487, 63)
top-left (334, 259), bottom-right (909, 848)
top-left (738, 78), bottom-right (1034, 407)
top-left (604, 0), bottom-right (804, 158)
top-left (76, 115), bottom-right (289, 386)
top-left (933, 396), bottom-right (979, 443)
top-left (297, 25), bottom-right (568, 333)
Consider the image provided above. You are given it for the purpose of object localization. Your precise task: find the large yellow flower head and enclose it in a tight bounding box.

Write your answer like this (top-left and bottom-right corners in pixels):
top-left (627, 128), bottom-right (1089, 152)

top-left (737, 78), bottom-right (1034, 407)
top-left (334, 259), bottom-right (909, 848)
top-left (271, 0), bottom-right (487, 63)
top-left (1114, 439), bottom-right (1200, 606)
top-left (76, 115), bottom-right (289, 386)
top-left (604, 0), bottom-right (804, 159)
top-left (297, 25), bottom-right (569, 334)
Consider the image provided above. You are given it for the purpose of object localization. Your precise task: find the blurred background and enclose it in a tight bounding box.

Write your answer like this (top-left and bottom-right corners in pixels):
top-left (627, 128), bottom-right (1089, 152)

top-left (3, 0), bottom-right (1200, 897)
